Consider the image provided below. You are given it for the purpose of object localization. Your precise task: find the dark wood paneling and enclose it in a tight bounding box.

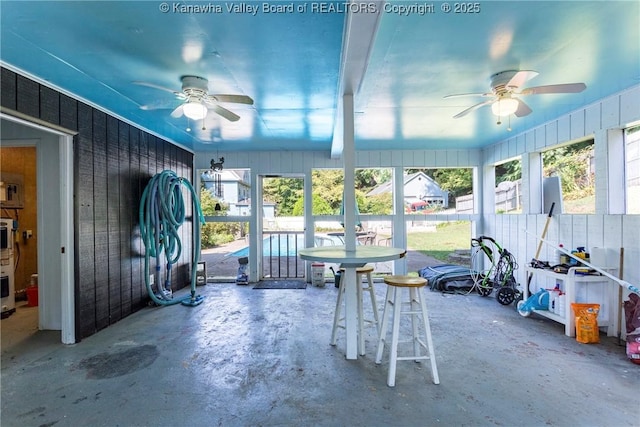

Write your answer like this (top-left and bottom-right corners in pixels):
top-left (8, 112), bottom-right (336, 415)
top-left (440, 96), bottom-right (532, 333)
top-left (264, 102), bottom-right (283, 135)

top-left (118, 121), bottom-right (132, 317)
top-left (16, 74), bottom-right (40, 118)
top-left (39, 86), bottom-right (60, 125)
top-left (59, 94), bottom-right (78, 131)
top-left (1, 67), bottom-right (194, 341)
top-left (129, 129), bottom-right (144, 310)
top-left (1, 68), bottom-right (17, 110)
top-left (107, 116), bottom-right (122, 323)
top-left (92, 110), bottom-right (110, 331)
top-left (76, 102), bottom-right (96, 339)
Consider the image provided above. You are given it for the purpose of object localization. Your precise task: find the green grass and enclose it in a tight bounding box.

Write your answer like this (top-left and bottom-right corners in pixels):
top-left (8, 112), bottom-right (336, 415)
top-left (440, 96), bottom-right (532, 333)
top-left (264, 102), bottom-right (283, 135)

top-left (407, 221), bottom-right (471, 262)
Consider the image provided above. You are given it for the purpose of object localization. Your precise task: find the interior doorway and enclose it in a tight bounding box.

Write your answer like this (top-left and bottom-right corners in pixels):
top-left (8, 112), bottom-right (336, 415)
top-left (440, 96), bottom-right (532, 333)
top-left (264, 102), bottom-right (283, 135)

top-left (0, 115), bottom-right (75, 345)
top-left (258, 175), bottom-right (305, 280)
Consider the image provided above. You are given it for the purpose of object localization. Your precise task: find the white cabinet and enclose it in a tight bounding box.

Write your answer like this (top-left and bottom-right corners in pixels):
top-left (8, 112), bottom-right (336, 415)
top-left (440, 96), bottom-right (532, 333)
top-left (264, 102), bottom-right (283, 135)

top-left (523, 266), bottom-right (618, 337)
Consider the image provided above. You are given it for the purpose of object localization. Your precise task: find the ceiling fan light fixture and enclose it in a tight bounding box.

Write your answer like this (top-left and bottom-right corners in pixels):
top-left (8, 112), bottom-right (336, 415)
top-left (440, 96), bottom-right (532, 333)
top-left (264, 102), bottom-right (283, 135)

top-left (183, 101), bottom-right (207, 120)
top-left (491, 97), bottom-right (519, 117)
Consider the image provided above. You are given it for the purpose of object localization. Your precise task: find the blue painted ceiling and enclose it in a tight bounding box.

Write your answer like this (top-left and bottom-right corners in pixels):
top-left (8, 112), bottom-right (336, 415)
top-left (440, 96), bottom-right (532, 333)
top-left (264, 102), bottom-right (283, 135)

top-left (1, 1), bottom-right (638, 155)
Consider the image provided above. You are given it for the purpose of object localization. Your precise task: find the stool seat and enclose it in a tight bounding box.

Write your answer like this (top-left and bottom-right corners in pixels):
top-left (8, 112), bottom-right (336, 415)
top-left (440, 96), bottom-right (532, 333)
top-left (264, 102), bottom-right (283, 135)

top-left (340, 265), bottom-right (374, 274)
top-left (376, 275), bottom-right (439, 387)
top-left (331, 264), bottom-right (379, 356)
top-left (384, 276), bottom-right (427, 287)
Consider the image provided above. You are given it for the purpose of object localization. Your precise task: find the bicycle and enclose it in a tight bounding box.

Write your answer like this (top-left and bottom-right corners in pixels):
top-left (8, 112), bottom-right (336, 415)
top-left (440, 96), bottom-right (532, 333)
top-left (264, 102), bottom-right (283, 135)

top-left (470, 236), bottom-right (520, 305)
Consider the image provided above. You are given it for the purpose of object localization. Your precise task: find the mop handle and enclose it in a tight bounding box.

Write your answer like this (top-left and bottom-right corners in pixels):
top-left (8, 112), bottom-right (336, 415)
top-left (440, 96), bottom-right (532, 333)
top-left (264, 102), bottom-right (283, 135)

top-left (524, 230), bottom-right (640, 295)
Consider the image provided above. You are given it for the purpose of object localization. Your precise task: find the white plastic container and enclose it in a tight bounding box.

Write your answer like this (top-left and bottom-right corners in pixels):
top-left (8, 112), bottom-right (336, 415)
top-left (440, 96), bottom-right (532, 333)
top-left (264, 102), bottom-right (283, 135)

top-left (557, 293), bottom-right (566, 316)
top-left (311, 263), bottom-right (325, 287)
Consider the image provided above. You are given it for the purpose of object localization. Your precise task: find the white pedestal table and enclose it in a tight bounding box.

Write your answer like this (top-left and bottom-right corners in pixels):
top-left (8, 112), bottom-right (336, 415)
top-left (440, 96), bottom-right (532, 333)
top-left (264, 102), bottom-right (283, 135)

top-left (299, 245), bottom-right (406, 360)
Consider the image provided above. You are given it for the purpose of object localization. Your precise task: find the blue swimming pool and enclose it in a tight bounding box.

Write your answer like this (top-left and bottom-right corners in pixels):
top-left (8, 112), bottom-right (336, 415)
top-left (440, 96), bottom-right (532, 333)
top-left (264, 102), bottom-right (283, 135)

top-left (227, 233), bottom-right (304, 257)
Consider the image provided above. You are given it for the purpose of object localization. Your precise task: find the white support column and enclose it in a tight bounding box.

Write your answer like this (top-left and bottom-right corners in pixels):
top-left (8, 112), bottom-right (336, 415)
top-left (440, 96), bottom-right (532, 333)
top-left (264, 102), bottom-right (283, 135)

top-left (392, 166), bottom-right (407, 274)
top-left (304, 165), bottom-right (314, 281)
top-left (481, 164), bottom-right (495, 218)
top-left (342, 93), bottom-right (358, 359)
top-left (250, 172), bottom-right (260, 281)
top-left (594, 129), bottom-right (610, 214)
top-left (523, 152), bottom-right (543, 214)
top-left (343, 94), bottom-right (357, 252)
top-left (605, 128), bottom-right (625, 214)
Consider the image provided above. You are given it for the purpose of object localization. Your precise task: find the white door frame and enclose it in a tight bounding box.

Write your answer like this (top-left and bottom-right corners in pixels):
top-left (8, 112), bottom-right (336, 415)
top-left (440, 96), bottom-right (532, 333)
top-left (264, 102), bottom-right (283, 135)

top-left (257, 173), bottom-right (305, 280)
top-left (1, 113), bottom-right (75, 344)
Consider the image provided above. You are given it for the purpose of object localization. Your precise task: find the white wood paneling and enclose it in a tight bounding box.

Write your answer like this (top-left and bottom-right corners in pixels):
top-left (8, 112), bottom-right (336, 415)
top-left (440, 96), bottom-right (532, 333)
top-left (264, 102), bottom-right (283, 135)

top-left (585, 103), bottom-right (601, 134)
top-left (586, 214), bottom-right (605, 250)
top-left (535, 127), bottom-right (546, 150)
top-left (601, 95), bottom-right (620, 129)
top-left (557, 115), bottom-right (571, 143)
top-left (545, 122), bottom-right (558, 147)
top-left (570, 110), bottom-right (585, 140)
top-left (620, 86), bottom-right (640, 124)
top-left (603, 215), bottom-right (623, 252)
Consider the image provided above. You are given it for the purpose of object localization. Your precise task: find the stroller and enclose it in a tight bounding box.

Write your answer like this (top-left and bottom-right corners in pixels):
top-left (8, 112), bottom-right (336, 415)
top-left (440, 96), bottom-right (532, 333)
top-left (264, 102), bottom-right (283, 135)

top-left (470, 236), bottom-right (520, 305)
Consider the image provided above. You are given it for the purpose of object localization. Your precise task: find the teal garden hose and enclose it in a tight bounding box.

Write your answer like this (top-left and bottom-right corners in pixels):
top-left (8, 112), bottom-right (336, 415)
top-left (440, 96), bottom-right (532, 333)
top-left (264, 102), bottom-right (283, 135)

top-left (139, 170), bottom-right (206, 306)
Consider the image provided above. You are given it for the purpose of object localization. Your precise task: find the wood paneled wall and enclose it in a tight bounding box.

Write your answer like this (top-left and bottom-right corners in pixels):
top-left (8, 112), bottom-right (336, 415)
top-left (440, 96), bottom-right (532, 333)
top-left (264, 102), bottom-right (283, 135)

top-left (1, 67), bottom-right (194, 341)
top-left (481, 84), bottom-right (640, 305)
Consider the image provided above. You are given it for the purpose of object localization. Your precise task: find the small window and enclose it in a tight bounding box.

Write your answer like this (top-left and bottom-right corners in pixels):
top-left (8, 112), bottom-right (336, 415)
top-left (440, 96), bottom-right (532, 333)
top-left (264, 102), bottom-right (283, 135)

top-left (495, 158), bottom-right (522, 214)
top-left (542, 139), bottom-right (595, 214)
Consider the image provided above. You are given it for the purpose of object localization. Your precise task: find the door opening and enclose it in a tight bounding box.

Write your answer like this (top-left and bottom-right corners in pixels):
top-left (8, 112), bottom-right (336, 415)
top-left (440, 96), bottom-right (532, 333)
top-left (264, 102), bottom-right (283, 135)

top-left (0, 115), bottom-right (75, 344)
top-left (258, 175), bottom-right (305, 279)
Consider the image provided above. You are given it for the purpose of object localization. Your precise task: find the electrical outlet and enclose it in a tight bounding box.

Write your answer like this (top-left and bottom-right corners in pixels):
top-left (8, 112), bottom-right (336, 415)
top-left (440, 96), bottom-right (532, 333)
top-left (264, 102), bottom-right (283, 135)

top-left (149, 274), bottom-right (154, 285)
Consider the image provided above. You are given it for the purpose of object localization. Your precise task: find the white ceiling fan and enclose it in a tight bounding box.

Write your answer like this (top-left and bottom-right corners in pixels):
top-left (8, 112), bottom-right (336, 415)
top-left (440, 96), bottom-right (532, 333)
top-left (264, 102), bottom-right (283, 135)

top-left (134, 75), bottom-right (253, 122)
top-left (444, 70), bottom-right (586, 120)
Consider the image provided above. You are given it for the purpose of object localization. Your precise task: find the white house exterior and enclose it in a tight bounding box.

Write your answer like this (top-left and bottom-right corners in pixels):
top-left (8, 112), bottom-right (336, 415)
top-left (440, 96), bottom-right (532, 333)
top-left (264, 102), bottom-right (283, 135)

top-left (367, 171), bottom-right (449, 209)
top-left (202, 169), bottom-right (251, 216)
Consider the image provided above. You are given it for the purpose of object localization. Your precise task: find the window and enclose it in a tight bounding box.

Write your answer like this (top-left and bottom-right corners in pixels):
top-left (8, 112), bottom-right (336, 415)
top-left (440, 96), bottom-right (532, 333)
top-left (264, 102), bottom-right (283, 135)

top-left (542, 139), bottom-right (595, 214)
top-left (626, 125), bottom-right (640, 214)
top-left (495, 158), bottom-right (522, 214)
top-left (311, 168), bottom-right (393, 216)
top-left (402, 167), bottom-right (474, 215)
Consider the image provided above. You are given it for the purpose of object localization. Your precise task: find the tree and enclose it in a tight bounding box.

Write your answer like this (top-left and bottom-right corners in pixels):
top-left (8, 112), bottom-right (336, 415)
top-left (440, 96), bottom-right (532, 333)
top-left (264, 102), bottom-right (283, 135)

top-left (199, 189), bottom-right (236, 248)
top-left (262, 177), bottom-right (303, 216)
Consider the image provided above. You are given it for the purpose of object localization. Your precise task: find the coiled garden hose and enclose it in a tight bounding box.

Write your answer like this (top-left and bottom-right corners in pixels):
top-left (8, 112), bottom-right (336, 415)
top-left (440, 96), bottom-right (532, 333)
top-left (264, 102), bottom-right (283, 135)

top-left (139, 170), bottom-right (205, 306)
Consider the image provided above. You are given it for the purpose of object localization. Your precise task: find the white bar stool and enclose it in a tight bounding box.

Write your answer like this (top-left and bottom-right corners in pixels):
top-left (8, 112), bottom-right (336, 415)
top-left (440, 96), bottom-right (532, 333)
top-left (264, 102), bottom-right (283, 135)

top-left (375, 275), bottom-right (439, 387)
top-left (330, 265), bottom-right (379, 355)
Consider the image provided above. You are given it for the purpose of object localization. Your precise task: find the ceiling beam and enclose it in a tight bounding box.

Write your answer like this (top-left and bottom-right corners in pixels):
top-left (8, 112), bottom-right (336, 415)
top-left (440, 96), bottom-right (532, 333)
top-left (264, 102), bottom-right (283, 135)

top-left (331, 1), bottom-right (384, 159)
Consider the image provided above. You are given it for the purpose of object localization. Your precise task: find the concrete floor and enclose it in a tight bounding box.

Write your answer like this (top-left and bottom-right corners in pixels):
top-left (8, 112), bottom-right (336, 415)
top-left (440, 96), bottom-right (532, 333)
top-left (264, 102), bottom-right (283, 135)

top-left (1, 282), bottom-right (639, 427)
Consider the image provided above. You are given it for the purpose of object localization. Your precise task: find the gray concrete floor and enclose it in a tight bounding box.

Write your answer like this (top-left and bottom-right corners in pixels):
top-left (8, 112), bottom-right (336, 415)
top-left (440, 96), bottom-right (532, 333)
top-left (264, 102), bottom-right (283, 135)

top-left (2, 282), bottom-right (639, 427)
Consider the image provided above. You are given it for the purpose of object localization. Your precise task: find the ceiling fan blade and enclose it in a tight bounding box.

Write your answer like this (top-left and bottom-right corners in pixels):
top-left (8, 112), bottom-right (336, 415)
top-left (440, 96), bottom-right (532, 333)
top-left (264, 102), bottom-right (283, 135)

top-left (452, 99), bottom-right (496, 118)
top-left (514, 98), bottom-right (532, 117)
top-left (139, 99), bottom-right (179, 111)
top-left (505, 70), bottom-right (539, 90)
top-left (519, 82), bottom-right (586, 95)
top-left (132, 81), bottom-right (182, 96)
top-left (444, 92), bottom-right (492, 99)
top-left (211, 104), bottom-right (240, 122)
top-left (170, 105), bottom-right (184, 118)
top-left (209, 94), bottom-right (254, 105)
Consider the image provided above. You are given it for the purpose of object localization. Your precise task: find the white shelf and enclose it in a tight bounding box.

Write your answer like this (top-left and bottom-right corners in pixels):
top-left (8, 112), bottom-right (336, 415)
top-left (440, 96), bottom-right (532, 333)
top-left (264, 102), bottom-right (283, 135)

top-left (523, 266), bottom-right (618, 337)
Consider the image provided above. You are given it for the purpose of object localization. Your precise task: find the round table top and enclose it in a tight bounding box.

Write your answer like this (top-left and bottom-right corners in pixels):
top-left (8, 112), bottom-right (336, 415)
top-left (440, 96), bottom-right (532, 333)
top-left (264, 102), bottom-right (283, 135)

top-left (298, 245), bottom-right (406, 266)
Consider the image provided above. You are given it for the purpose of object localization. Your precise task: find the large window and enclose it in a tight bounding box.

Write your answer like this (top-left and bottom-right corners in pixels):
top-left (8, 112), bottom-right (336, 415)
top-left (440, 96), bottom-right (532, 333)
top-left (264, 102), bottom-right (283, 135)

top-left (626, 125), bottom-right (640, 214)
top-left (402, 167), bottom-right (474, 215)
top-left (542, 139), bottom-right (595, 214)
top-left (311, 168), bottom-right (392, 216)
